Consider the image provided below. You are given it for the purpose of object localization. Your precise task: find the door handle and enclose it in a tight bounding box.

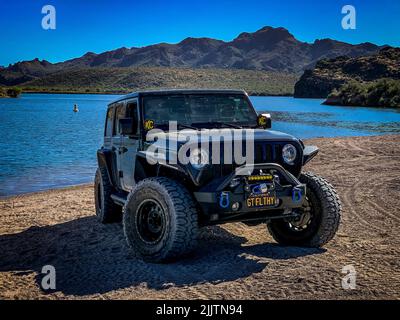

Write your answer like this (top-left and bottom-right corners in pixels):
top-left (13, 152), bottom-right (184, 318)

top-left (118, 147), bottom-right (128, 154)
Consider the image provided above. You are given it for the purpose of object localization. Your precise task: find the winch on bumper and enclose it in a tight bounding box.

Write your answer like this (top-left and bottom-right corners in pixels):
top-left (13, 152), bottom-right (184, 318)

top-left (193, 163), bottom-right (306, 224)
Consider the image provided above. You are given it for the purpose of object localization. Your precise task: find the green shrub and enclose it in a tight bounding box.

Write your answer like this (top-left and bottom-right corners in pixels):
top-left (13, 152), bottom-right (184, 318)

top-left (6, 87), bottom-right (22, 98)
top-left (327, 79), bottom-right (400, 108)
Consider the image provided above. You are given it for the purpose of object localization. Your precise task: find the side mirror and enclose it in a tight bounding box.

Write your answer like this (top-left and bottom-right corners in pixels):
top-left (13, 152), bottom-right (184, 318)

top-left (257, 113), bottom-right (272, 129)
top-left (119, 118), bottom-right (137, 136)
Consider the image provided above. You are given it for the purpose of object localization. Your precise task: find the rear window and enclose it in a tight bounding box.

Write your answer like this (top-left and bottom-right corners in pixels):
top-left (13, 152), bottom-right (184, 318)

top-left (113, 103), bottom-right (125, 136)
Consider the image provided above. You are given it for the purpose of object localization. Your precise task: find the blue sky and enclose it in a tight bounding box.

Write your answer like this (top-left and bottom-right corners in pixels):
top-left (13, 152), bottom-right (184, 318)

top-left (1, 0), bottom-right (399, 66)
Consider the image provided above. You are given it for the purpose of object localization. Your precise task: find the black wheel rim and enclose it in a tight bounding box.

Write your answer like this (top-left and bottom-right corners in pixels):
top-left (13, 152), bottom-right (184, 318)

top-left (136, 199), bottom-right (166, 244)
top-left (288, 196), bottom-right (314, 232)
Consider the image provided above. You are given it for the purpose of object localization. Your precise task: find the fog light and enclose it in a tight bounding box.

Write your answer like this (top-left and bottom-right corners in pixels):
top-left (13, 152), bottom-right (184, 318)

top-left (232, 202), bottom-right (240, 211)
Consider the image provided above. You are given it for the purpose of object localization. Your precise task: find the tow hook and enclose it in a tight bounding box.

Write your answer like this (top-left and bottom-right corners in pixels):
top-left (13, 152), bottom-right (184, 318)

top-left (219, 192), bottom-right (230, 208)
top-left (292, 187), bottom-right (303, 203)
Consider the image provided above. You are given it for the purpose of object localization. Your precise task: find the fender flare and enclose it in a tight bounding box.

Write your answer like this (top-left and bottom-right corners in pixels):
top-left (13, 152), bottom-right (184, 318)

top-left (302, 145), bottom-right (319, 165)
top-left (97, 149), bottom-right (116, 187)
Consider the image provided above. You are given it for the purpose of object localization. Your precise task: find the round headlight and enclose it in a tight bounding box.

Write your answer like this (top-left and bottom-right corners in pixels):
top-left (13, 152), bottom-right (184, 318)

top-left (282, 144), bottom-right (297, 165)
top-left (189, 148), bottom-right (209, 170)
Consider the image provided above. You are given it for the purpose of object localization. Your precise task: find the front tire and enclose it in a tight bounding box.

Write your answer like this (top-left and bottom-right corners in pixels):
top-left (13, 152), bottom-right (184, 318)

top-left (123, 177), bottom-right (199, 263)
top-left (267, 172), bottom-right (341, 247)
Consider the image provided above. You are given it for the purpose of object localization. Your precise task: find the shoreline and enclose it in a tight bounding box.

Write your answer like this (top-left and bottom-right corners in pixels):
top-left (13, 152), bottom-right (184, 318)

top-left (19, 91), bottom-right (294, 97)
top-left (21, 91), bottom-right (123, 96)
top-left (0, 183), bottom-right (93, 201)
top-left (1, 134), bottom-right (399, 200)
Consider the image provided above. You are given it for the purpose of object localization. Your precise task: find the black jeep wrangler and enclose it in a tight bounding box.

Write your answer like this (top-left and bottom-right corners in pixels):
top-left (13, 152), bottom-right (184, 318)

top-left (95, 89), bottom-right (341, 262)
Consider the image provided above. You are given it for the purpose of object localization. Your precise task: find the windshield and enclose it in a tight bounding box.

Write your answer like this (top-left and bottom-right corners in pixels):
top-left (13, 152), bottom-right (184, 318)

top-left (143, 94), bottom-right (257, 128)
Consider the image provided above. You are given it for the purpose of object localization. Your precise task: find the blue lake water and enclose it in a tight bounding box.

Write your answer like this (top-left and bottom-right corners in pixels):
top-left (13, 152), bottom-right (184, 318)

top-left (1, 93), bottom-right (399, 196)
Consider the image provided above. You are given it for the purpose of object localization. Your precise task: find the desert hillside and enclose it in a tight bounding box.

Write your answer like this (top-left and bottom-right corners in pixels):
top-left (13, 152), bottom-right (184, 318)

top-left (19, 67), bottom-right (297, 96)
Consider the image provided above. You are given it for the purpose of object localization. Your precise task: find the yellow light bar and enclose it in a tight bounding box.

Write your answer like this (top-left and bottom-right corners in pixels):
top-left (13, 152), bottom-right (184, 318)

top-left (247, 175), bottom-right (273, 181)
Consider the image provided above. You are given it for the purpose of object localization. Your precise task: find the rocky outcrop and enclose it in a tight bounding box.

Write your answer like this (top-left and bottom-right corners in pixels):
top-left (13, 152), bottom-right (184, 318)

top-left (294, 47), bottom-right (400, 98)
top-left (293, 67), bottom-right (347, 98)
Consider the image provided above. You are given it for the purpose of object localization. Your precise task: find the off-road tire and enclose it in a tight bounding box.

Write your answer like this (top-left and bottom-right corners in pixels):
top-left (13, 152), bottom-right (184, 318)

top-left (123, 177), bottom-right (199, 263)
top-left (267, 172), bottom-right (341, 247)
top-left (94, 167), bottom-right (122, 223)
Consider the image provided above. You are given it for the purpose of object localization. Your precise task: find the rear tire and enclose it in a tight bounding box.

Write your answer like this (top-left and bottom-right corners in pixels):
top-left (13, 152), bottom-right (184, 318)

top-left (94, 167), bottom-right (122, 223)
top-left (267, 172), bottom-right (341, 247)
top-left (123, 177), bottom-right (199, 263)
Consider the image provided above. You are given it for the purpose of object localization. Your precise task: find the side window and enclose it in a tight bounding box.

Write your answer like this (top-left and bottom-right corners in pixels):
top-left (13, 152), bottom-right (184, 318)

top-left (104, 106), bottom-right (114, 137)
top-left (126, 101), bottom-right (139, 135)
top-left (113, 103), bottom-right (125, 136)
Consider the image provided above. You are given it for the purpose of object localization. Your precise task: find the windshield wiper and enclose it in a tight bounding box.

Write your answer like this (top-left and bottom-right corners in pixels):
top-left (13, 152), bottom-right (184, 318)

top-left (177, 123), bottom-right (200, 130)
top-left (208, 121), bottom-right (243, 129)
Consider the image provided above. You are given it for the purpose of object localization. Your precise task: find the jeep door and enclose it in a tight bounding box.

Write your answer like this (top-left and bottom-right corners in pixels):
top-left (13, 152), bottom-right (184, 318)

top-left (116, 99), bottom-right (140, 191)
top-left (111, 102), bottom-right (125, 190)
top-left (102, 104), bottom-right (120, 188)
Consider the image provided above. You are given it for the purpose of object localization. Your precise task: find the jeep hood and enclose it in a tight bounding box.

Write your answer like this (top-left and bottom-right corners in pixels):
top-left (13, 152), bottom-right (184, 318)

top-left (145, 129), bottom-right (298, 147)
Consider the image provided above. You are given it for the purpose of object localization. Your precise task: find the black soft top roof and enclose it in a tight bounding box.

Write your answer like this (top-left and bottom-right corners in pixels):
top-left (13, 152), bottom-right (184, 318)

top-left (108, 89), bottom-right (248, 106)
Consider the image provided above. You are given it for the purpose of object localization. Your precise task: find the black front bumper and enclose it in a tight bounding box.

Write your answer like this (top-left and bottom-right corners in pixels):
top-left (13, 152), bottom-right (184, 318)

top-left (194, 163), bottom-right (306, 224)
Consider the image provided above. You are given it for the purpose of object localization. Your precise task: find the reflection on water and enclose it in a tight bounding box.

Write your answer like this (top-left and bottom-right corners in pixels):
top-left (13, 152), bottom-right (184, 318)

top-left (0, 94), bottom-right (399, 196)
top-left (271, 111), bottom-right (400, 135)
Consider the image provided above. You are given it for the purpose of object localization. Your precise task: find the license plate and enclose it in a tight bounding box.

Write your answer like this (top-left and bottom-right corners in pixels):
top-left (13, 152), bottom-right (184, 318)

top-left (246, 195), bottom-right (277, 208)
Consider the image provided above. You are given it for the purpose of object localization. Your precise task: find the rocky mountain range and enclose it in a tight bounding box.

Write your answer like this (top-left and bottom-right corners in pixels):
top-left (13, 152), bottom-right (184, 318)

top-left (0, 26), bottom-right (384, 86)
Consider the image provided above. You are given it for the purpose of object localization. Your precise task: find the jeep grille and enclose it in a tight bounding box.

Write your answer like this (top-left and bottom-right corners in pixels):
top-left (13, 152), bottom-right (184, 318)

top-left (210, 141), bottom-right (300, 178)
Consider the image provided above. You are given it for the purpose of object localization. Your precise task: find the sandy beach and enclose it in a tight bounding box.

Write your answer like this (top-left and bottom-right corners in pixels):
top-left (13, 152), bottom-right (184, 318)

top-left (0, 135), bottom-right (399, 300)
